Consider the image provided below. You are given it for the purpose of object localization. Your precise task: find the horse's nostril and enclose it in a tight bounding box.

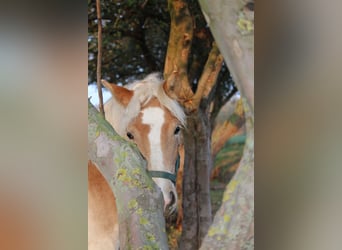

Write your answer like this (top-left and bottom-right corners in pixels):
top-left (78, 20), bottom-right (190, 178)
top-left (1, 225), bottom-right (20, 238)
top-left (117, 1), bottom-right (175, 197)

top-left (164, 191), bottom-right (177, 219)
top-left (170, 191), bottom-right (175, 206)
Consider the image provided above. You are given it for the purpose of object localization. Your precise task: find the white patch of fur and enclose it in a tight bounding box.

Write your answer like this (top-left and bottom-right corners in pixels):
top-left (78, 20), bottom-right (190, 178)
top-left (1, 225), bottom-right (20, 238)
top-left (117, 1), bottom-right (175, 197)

top-left (104, 73), bottom-right (185, 139)
top-left (142, 107), bottom-right (175, 208)
top-left (142, 107), bottom-right (165, 171)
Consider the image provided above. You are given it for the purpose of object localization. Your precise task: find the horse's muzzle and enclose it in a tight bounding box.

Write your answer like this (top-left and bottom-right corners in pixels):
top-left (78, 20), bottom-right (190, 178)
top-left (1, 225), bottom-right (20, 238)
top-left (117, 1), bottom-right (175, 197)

top-left (164, 191), bottom-right (177, 218)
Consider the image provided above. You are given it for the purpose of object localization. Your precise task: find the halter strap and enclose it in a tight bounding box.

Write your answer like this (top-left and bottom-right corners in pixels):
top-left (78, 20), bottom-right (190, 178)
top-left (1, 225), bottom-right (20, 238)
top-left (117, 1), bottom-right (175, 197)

top-left (148, 154), bottom-right (180, 185)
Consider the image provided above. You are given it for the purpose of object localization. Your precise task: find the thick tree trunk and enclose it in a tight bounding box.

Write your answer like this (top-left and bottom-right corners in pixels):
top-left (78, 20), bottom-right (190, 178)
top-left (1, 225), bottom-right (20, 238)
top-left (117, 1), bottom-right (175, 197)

top-left (199, 0), bottom-right (254, 112)
top-left (88, 102), bottom-right (169, 249)
top-left (180, 106), bottom-right (212, 250)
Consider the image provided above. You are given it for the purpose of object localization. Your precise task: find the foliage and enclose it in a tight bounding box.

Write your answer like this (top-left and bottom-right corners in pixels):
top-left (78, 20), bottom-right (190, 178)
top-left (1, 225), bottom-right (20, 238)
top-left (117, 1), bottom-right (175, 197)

top-left (213, 134), bottom-right (246, 183)
top-left (88, 0), bottom-right (236, 121)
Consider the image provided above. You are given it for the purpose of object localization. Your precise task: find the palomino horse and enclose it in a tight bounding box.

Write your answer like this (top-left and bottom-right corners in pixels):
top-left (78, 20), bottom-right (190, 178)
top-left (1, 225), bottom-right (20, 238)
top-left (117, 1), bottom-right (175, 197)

top-left (88, 73), bottom-right (185, 249)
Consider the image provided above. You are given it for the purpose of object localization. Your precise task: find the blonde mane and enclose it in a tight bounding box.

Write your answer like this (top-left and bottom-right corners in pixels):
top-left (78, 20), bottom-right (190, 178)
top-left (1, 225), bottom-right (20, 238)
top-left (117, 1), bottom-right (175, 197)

top-left (105, 73), bottom-right (185, 138)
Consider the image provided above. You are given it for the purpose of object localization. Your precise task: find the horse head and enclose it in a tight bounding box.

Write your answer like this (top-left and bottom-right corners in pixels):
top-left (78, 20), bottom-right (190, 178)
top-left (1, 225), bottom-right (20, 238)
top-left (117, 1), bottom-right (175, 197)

top-left (102, 73), bottom-right (185, 217)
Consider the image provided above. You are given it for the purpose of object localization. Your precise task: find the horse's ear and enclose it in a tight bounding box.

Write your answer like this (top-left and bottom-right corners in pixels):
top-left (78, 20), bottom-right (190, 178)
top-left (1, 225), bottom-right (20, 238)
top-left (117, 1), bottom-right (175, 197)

top-left (101, 80), bottom-right (133, 107)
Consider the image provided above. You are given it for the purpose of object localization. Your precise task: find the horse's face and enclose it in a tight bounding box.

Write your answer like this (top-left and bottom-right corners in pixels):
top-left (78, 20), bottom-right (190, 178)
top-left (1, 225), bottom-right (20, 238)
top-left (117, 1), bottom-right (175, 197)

top-left (126, 97), bottom-right (181, 216)
top-left (102, 78), bottom-right (183, 218)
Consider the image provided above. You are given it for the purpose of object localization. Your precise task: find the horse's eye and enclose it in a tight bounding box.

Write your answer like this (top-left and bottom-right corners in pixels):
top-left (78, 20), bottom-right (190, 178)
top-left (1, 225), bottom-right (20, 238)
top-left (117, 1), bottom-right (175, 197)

top-left (126, 132), bottom-right (134, 140)
top-left (174, 126), bottom-right (181, 135)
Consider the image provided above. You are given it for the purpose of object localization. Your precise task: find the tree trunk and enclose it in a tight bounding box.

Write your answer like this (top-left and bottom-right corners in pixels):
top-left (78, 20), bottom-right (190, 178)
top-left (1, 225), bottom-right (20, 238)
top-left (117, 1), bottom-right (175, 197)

top-left (88, 101), bottom-right (169, 249)
top-left (162, 2), bottom-right (223, 248)
top-left (180, 106), bottom-right (212, 250)
top-left (200, 99), bottom-right (254, 250)
top-left (197, 0), bottom-right (254, 248)
top-left (198, 0), bottom-right (254, 112)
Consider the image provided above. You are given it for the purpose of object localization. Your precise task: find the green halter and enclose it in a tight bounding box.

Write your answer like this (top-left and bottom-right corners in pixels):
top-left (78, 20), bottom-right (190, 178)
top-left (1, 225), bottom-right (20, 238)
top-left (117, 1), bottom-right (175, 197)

top-left (148, 154), bottom-right (180, 185)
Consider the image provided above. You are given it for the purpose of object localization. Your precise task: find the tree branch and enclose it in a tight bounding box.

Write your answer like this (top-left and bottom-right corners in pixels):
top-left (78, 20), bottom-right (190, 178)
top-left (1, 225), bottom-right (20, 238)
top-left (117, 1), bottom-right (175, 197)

top-left (188, 43), bottom-right (223, 111)
top-left (88, 101), bottom-right (169, 249)
top-left (163, 0), bottom-right (194, 106)
top-left (96, 0), bottom-right (105, 116)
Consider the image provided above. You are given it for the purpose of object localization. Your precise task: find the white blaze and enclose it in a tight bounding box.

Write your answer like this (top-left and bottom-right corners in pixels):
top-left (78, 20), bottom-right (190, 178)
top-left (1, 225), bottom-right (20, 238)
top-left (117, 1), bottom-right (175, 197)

top-left (141, 107), bottom-right (165, 172)
top-left (142, 107), bottom-right (174, 207)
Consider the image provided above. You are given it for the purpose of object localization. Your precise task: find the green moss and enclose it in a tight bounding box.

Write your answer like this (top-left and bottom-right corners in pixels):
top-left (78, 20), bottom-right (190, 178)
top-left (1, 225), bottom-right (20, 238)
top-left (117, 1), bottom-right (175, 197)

top-left (224, 214), bottom-right (231, 222)
top-left (140, 217), bottom-right (149, 225)
top-left (140, 245), bottom-right (158, 250)
top-left (237, 18), bottom-right (254, 32)
top-left (137, 208), bottom-right (143, 215)
top-left (114, 155), bottom-right (124, 165)
top-left (132, 179), bottom-right (141, 187)
top-left (116, 168), bottom-right (127, 179)
top-left (132, 168), bottom-right (141, 175)
top-left (116, 168), bottom-right (126, 177)
top-left (208, 225), bottom-right (228, 238)
top-left (222, 179), bottom-right (238, 202)
top-left (236, 11), bottom-right (254, 35)
top-left (116, 168), bottom-right (134, 185)
top-left (120, 150), bottom-right (128, 158)
top-left (208, 226), bottom-right (220, 237)
top-left (128, 199), bottom-right (138, 210)
top-left (146, 232), bottom-right (156, 242)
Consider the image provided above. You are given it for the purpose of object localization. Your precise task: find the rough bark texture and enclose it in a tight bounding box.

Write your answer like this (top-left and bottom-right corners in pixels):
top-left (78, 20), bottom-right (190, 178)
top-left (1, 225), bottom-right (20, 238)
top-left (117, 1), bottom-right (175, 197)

top-left (163, 1), bottom-right (224, 249)
top-left (200, 99), bottom-right (254, 250)
top-left (199, 0), bottom-right (254, 112)
top-left (163, 0), bottom-right (194, 105)
top-left (180, 107), bottom-right (213, 250)
top-left (88, 101), bottom-right (169, 249)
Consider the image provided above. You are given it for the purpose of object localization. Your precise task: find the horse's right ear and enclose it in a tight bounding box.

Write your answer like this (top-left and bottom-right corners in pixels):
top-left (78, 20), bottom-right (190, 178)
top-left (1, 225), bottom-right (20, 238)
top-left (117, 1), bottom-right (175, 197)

top-left (101, 80), bottom-right (133, 107)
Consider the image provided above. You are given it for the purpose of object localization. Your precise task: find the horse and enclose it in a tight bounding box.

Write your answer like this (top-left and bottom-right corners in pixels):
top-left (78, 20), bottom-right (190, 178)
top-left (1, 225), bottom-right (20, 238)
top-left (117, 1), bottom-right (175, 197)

top-left (88, 73), bottom-right (185, 249)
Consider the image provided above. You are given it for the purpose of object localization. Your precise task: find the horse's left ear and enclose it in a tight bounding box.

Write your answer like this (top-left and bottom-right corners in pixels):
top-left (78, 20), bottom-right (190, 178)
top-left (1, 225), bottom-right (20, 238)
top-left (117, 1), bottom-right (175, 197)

top-left (101, 80), bottom-right (133, 107)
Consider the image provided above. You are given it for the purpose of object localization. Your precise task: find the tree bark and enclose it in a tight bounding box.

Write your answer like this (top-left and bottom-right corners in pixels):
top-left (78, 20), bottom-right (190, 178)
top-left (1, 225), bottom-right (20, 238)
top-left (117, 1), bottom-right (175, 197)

top-left (88, 101), bottom-right (169, 249)
top-left (198, 0), bottom-right (254, 249)
top-left (200, 99), bottom-right (254, 250)
top-left (180, 106), bottom-right (213, 250)
top-left (163, 2), bottom-right (224, 249)
top-left (163, 0), bottom-right (194, 105)
top-left (199, 0), bottom-right (254, 113)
